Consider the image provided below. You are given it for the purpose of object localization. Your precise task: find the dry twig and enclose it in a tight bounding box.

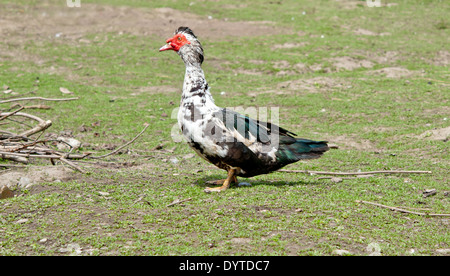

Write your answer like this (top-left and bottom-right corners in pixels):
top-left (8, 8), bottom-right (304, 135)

top-left (279, 169), bottom-right (432, 176)
top-left (355, 200), bottom-right (450, 217)
top-left (0, 111), bottom-right (52, 137)
top-left (89, 123), bottom-right (150, 159)
top-left (59, 157), bottom-right (86, 173)
top-left (1, 116), bottom-right (148, 173)
top-left (0, 97), bottom-right (79, 104)
top-left (0, 106), bottom-right (25, 121)
top-left (0, 96), bottom-right (101, 173)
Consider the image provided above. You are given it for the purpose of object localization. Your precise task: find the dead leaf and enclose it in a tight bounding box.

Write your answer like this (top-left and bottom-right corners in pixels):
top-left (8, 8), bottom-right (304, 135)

top-left (14, 218), bottom-right (29, 224)
top-left (166, 197), bottom-right (192, 207)
top-left (423, 189), bottom-right (437, 198)
top-left (59, 87), bottom-right (73, 94)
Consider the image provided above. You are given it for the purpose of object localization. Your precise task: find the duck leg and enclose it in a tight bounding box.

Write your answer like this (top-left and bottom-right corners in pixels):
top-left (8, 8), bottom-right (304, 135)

top-left (204, 168), bottom-right (236, 193)
top-left (206, 175), bottom-right (237, 185)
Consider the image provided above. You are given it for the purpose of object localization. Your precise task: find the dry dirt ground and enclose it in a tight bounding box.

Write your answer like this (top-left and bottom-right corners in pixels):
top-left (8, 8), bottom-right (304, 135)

top-left (0, 3), bottom-right (288, 49)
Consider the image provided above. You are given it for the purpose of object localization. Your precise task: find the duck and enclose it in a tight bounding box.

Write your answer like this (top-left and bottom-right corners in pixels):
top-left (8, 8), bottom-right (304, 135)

top-left (159, 26), bottom-right (329, 192)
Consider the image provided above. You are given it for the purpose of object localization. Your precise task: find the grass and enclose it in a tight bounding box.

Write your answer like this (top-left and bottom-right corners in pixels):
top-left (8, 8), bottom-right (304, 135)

top-left (0, 0), bottom-right (449, 255)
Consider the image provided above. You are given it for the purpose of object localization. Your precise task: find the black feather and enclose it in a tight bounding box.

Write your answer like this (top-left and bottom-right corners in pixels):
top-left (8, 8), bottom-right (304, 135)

top-left (175, 26), bottom-right (197, 38)
top-left (213, 108), bottom-right (297, 144)
top-left (276, 138), bottom-right (329, 163)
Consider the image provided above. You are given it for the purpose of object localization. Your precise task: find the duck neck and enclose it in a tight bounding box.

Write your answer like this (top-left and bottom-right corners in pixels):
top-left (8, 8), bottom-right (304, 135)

top-left (181, 64), bottom-right (216, 108)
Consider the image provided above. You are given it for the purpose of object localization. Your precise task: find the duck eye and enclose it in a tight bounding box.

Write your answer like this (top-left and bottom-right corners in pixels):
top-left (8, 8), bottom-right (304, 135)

top-left (177, 36), bottom-right (182, 41)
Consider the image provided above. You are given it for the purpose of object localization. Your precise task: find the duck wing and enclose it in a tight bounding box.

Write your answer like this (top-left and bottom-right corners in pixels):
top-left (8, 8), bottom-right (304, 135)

top-left (212, 108), bottom-right (329, 172)
top-left (213, 108), bottom-right (296, 144)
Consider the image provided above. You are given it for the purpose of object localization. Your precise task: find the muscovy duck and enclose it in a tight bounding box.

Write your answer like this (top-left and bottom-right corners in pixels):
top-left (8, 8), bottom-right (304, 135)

top-left (159, 27), bottom-right (329, 192)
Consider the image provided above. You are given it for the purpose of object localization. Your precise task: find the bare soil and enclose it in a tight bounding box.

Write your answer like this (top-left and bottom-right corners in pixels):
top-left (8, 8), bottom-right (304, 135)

top-left (367, 67), bottom-right (418, 78)
top-left (0, 3), bottom-right (289, 44)
top-left (0, 166), bottom-right (75, 190)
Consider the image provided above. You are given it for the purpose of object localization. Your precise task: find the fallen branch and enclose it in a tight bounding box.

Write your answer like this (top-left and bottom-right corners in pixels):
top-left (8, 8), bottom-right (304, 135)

top-left (0, 97), bottom-right (79, 104)
top-left (0, 112), bottom-right (52, 137)
top-left (0, 151), bottom-right (88, 160)
top-left (355, 200), bottom-right (450, 217)
top-left (0, 163), bottom-right (26, 168)
top-left (396, 206), bottom-right (432, 211)
top-left (279, 169), bottom-right (432, 176)
top-left (318, 175), bottom-right (374, 180)
top-left (1, 101), bottom-right (148, 173)
top-left (89, 123), bottom-right (150, 159)
top-left (0, 111), bottom-right (46, 123)
top-left (0, 153), bottom-right (28, 164)
top-left (20, 119), bottom-right (52, 137)
top-left (0, 130), bottom-right (17, 136)
top-left (0, 96), bottom-right (92, 173)
top-left (0, 122), bottom-right (147, 173)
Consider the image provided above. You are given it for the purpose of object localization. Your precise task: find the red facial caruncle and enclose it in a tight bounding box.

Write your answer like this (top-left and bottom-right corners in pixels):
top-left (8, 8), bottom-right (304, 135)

top-left (159, 33), bottom-right (191, 52)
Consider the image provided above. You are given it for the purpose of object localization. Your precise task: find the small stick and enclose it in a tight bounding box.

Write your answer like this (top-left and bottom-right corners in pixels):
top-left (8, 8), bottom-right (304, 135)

top-left (90, 123), bottom-right (149, 159)
top-left (0, 153), bottom-right (28, 164)
top-left (356, 200), bottom-right (450, 217)
top-left (395, 206), bottom-right (432, 211)
top-left (279, 169), bottom-right (432, 176)
top-left (0, 151), bottom-right (88, 160)
top-left (0, 106), bottom-right (25, 121)
top-left (166, 198), bottom-right (192, 207)
top-left (0, 111), bottom-right (46, 123)
top-left (318, 175), bottom-right (374, 180)
top-left (0, 164), bottom-right (26, 168)
top-left (0, 151), bottom-right (61, 159)
top-left (0, 111), bottom-right (51, 137)
top-left (0, 97), bottom-right (79, 104)
top-left (20, 120), bottom-right (52, 137)
top-left (59, 157), bottom-right (86, 173)
top-left (0, 112), bottom-right (52, 138)
top-left (0, 130), bottom-right (18, 136)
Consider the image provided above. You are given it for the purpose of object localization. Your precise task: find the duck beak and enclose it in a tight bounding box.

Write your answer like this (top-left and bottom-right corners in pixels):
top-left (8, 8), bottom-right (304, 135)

top-left (160, 37), bottom-right (175, 52)
top-left (159, 42), bottom-right (174, 52)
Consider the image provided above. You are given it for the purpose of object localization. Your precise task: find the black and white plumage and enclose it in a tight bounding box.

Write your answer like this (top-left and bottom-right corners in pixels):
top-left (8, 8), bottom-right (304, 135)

top-left (160, 27), bottom-right (329, 192)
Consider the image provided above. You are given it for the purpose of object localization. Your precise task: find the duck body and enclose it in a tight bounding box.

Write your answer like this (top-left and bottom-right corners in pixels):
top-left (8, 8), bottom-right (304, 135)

top-left (160, 27), bottom-right (329, 192)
